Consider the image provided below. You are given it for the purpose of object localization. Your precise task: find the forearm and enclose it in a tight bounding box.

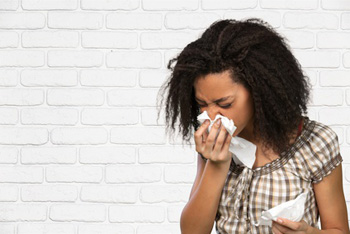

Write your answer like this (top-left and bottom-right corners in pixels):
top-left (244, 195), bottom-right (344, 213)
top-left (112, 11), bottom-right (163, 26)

top-left (308, 226), bottom-right (349, 234)
top-left (180, 159), bottom-right (231, 234)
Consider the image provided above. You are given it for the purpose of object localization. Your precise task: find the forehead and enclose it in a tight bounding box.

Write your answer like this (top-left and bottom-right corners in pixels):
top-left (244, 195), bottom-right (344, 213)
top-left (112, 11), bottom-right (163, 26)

top-left (194, 71), bottom-right (239, 99)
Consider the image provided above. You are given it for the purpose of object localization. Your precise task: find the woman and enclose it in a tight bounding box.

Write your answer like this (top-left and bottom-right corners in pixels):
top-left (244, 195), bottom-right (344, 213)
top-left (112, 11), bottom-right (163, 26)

top-left (161, 18), bottom-right (349, 233)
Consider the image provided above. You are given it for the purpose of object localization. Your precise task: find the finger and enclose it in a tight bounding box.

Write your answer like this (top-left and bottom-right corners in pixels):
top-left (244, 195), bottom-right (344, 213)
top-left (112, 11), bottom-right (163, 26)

top-left (204, 118), bottom-right (221, 153)
top-left (212, 126), bottom-right (228, 155)
top-left (194, 120), bottom-right (210, 146)
top-left (275, 218), bottom-right (303, 231)
top-left (202, 127), bottom-right (209, 143)
top-left (272, 221), bottom-right (292, 233)
top-left (271, 226), bottom-right (283, 234)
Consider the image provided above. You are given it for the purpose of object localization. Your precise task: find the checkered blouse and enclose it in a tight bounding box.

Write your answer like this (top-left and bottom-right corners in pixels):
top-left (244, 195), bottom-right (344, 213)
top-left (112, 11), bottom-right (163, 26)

top-left (214, 117), bottom-right (343, 233)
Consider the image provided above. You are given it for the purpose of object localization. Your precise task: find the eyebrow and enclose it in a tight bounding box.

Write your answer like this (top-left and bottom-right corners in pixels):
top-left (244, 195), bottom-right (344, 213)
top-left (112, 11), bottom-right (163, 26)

top-left (195, 95), bottom-right (233, 103)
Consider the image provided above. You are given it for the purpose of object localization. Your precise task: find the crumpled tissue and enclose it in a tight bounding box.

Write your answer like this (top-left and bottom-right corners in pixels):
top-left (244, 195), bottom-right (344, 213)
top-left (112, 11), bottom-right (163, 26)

top-left (254, 192), bottom-right (308, 227)
top-left (197, 111), bottom-right (256, 168)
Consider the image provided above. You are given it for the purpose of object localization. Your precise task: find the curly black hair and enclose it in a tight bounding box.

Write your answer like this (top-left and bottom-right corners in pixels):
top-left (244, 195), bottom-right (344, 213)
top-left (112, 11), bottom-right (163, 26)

top-left (160, 18), bottom-right (310, 154)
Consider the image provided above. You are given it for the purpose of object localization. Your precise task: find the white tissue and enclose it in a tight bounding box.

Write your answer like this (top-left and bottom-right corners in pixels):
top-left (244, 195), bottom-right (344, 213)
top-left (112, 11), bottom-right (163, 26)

top-left (197, 111), bottom-right (257, 168)
top-left (254, 192), bottom-right (308, 227)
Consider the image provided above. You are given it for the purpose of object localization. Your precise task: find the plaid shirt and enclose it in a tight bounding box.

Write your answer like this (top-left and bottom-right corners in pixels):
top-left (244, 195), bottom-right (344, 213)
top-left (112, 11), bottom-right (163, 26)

top-left (215, 117), bottom-right (343, 233)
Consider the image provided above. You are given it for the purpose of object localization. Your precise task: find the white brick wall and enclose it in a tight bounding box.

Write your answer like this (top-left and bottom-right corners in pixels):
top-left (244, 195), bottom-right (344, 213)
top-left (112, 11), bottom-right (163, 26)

top-left (0, 1), bottom-right (349, 233)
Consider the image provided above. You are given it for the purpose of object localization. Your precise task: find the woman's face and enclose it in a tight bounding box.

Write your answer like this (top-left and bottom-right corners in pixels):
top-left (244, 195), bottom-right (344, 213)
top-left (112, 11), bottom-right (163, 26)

top-left (193, 70), bottom-right (254, 138)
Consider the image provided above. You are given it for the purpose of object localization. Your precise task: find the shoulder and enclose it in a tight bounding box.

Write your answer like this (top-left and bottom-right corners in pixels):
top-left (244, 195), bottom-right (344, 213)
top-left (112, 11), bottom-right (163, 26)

top-left (299, 117), bottom-right (342, 183)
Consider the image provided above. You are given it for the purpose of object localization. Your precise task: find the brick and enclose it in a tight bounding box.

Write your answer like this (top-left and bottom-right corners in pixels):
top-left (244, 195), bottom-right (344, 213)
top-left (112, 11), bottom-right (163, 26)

top-left (46, 166), bottom-right (103, 183)
top-left (346, 90), bottom-right (350, 105)
top-left (21, 108), bottom-right (79, 125)
top-left (80, 70), bottom-right (137, 87)
top-left (18, 223), bottom-right (75, 234)
top-left (293, 51), bottom-right (340, 68)
top-left (109, 205), bottom-right (164, 223)
top-left (47, 88), bottom-right (104, 106)
top-left (21, 147), bottom-right (77, 164)
top-left (0, 0), bottom-right (18, 10)
top-left (0, 31), bottom-right (19, 48)
top-left (331, 127), bottom-right (344, 144)
top-left (142, 0), bottom-right (198, 10)
top-left (22, 0), bottom-right (78, 10)
top-left (141, 32), bottom-right (197, 50)
top-left (341, 13), bottom-right (350, 29)
top-left (202, 0), bottom-right (257, 9)
top-left (80, 146), bottom-right (136, 164)
top-left (81, 108), bottom-right (138, 125)
top-left (110, 127), bottom-right (166, 144)
top-left (0, 225), bottom-right (14, 234)
top-left (106, 51), bottom-right (162, 68)
top-left (21, 69), bottom-right (78, 87)
top-left (280, 30), bottom-right (314, 49)
top-left (165, 12), bottom-right (220, 29)
top-left (345, 165), bottom-right (350, 182)
top-left (106, 13), bottom-right (161, 30)
top-left (51, 127), bottom-right (108, 145)
top-left (317, 32), bottom-right (350, 49)
top-left (21, 185), bottom-right (78, 202)
top-left (0, 50), bottom-right (45, 67)
top-left (0, 127), bottom-right (48, 145)
top-left (260, 0), bottom-right (317, 9)
top-left (343, 52), bottom-right (350, 68)
top-left (106, 165), bottom-right (162, 183)
top-left (344, 184), bottom-right (350, 202)
top-left (311, 89), bottom-right (343, 106)
top-left (168, 205), bottom-right (185, 222)
top-left (22, 31), bottom-right (79, 48)
top-left (81, 0), bottom-right (139, 10)
top-left (284, 12), bottom-right (338, 29)
top-left (81, 185), bottom-right (138, 203)
top-left (304, 69), bottom-right (317, 86)
top-left (82, 32), bottom-right (137, 49)
top-left (165, 49), bottom-right (181, 67)
top-left (0, 147), bottom-right (18, 163)
top-left (321, 0), bottom-right (350, 10)
top-left (0, 108), bottom-right (18, 125)
top-left (50, 204), bottom-right (105, 222)
top-left (141, 108), bottom-right (165, 126)
top-left (319, 108), bottom-right (350, 125)
top-left (0, 185), bottom-right (18, 201)
top-left (320, 70), bottom-right (350, 87)
top-left (0, 204), bottom-right (46, 221)
top-left (224, 11), bottom-right (281, 28)
top-left (0, 70), bottom-right (17, 86)
top-left (107, 89), bottom-right (158, 107)
top-left (78, 224), bottom-right (134, 234)
top-left (48, 50), bottom-right (103, 68)
top-left (0, 12), bottom-right (45, 29)
top-left (140, 185), bottom-right (191, 203)
top-left (139, 146), bottom-right (196, 164)
top-left (340, 147), bottom-right (350, 164)
top-left (165, 165), bottom-right (196, 183)
top-left (106, 165), bottom-right (162, 184)
top-left (0, 166), bottom-right (43, 183)
top-left (137, 224), bottom-right (180, 234)
top-left (0, 88), bottom-right (43, 106)
top-left (48, 12), bottom-right (103, 29)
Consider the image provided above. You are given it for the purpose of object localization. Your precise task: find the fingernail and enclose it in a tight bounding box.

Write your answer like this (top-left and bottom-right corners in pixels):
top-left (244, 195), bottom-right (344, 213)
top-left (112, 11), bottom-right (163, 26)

top-left (277, 218), bottom-right (283, 223)
top-left (216, 119), bottom-right (221, 126)
top-left (204, 119), bottom-right (209, 124)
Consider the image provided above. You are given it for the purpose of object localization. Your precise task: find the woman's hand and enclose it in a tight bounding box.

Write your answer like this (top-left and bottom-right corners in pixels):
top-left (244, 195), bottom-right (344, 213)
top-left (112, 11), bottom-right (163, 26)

top-left (272, 218), bottom-right (312, 234)
top-left (194, 118), bottom-right (232, 164)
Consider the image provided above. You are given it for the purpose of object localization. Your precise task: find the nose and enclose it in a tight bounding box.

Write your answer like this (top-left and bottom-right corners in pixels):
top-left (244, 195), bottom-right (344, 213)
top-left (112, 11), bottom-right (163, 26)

top-left (206, 105), bottom-right (220, 120)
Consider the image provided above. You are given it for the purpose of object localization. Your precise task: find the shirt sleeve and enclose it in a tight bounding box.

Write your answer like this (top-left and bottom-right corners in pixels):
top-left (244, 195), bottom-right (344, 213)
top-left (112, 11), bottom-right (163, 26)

top-left (308, 124), bottom-right (343, 184)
